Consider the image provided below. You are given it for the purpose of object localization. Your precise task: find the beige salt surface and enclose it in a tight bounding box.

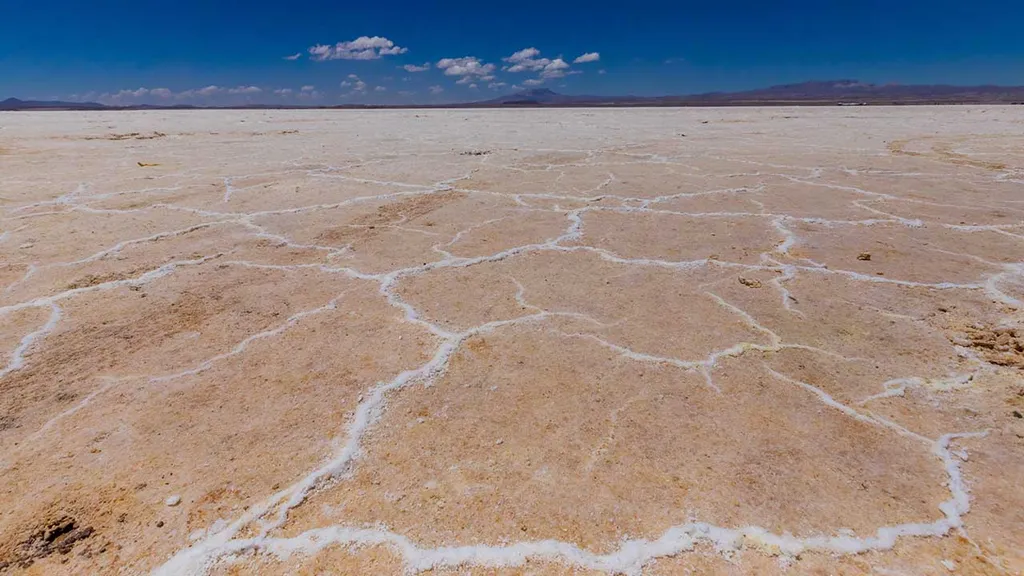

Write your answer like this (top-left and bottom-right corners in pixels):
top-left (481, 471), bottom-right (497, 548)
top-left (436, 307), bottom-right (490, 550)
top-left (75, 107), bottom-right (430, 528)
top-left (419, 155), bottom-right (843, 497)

top-left (1, 107), bottom-right (1023, 575)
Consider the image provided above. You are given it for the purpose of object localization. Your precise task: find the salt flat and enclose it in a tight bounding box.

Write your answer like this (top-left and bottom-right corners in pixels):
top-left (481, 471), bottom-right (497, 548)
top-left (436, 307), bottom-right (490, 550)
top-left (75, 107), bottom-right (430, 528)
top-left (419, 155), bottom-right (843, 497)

top-left (1, 107), bottom-right (1023, 574)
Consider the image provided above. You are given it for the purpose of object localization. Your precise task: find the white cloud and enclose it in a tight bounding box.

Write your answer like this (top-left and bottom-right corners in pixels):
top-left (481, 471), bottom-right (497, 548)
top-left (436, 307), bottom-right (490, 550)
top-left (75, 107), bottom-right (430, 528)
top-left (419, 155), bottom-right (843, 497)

top-left (506, 47), bottom-right (541, 63)
top-left (436, 57), bottom-right (496, 84)
top-left (115, 88), bottom-right (151, 98)
top-left (429, 85), bottom-right (444, 94)
top-left (100, 85), bottom-right (265, 104)
top-left (113, 87), bottom-right (172, 99)
top-left (274, 88), bottom-right (294, 95)
top-left (503, 48), bottom-right (581, 82)
top-left (546, 59), bottom-right (569, 71)
top-left (403, 63), bottom-right (430, 72)
top-left (227, 85), bottom-right (262, 94)
top-left (283, 52), bottom-right (302, 61)
top-left (301, 85), bottom-right (315, 92)
top-left (539, 58), bottom-right (569, 79)
top-left (522, 78), bottom-right (545, 86)
top-left (469, 83), bottom-right (478, 89)
top-left (341, 76), bottom-right (367, 92)
top-left (503, 47), bottom-right (552, 72)
top-left (598, 69), bottom-right (607, 75)
top-left (573, 52), bottom-right (600, 64)
top-left (374, 86), bottom-right (387, 92)
top-left (308, 36), bottom-right (408, 61)
top-left (488, 82), bottom-right (507, 90)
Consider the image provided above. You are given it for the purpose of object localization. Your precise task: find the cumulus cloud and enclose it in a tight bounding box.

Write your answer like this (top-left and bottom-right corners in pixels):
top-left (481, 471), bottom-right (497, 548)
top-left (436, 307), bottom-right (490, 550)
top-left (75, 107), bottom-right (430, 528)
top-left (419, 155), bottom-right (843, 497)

top-left (341, 75), bottom-right (367, 93)
top-left (308, 36), bottom-right (408, 61)
top-left (573, 52), bottom-right (600, 64)
top-left (504, 47), bottom-right (550, 73)
top-left (503, 47), bottom-right (584, 82)
top-left (283, 52), bottom-right (302, 61)
top-left (374, 86), bottom-right (387, 92)
top-left (403, 63), bottom-right (430, 72)
top-left (539, 58), bottom-right (570, 79)
top-left (505, 47), bottom-right (544, 69)
top-left (115, 88), bottom-right (151, 98)
top-left (227, 85), bottom-right (262, 94)
top-left (113, 87), bottom-right (173, 99)
top-left (428, 85), bottom-right (444, 94)
top-left (195, 85), bottom-right (224, 96)
top-left (436, 57), bottom-right (496, 84)
top-left (512, 48), bottom-right (540, 60)
top-left (522, 78), bottom-right (545, 86)
top-left (99, 85), bottom-right (265, 104)
top-left (274, 86), bottom-right (322, 99)
top-left (488, 82), bottom-right (507, 90)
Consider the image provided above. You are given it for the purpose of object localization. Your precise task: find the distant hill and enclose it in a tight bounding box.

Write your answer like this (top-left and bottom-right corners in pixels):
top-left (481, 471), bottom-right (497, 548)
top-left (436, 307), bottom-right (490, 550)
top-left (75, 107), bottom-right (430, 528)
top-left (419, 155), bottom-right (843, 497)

top-left (4, 81), bottom-right (1024, 111)
top-left (477, 81), bottom-right (1024, 107)
top-left (478, 88), bottom-right (599, 106)
top-left (680, 80), bottom-right (1024, 105)
top-left (0, 97), bottom-right (106, 111)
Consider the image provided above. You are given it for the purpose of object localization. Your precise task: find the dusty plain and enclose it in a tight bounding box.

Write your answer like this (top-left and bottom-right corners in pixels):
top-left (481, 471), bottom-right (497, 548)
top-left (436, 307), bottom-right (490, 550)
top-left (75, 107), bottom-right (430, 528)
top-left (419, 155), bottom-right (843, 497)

top-left (1, 107), bottom-right (1023, 575)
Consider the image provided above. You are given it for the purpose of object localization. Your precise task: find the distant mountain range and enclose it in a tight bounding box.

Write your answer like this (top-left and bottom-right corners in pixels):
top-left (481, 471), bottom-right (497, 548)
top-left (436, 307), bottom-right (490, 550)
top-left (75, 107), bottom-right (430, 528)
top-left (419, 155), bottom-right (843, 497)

top-left (5, 81), bottom-right (1024, 111)
top-left (0, 98), bottom-right (201, 111)
top-left (1, 97), bottom-right (108, 110)
top-left (477, 83), bottom-right (1024, 106)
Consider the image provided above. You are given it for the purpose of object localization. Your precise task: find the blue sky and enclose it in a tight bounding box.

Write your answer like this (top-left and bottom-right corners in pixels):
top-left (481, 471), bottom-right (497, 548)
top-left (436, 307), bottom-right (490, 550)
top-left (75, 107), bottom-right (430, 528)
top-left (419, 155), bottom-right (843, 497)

top-left (1, 0), bottom-right (1022, 104)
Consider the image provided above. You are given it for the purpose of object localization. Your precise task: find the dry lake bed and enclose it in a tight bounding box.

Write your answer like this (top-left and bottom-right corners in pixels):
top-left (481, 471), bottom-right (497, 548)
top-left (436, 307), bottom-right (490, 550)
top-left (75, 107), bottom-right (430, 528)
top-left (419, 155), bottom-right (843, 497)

top-left (1, 107), bottom-right (1023, 575)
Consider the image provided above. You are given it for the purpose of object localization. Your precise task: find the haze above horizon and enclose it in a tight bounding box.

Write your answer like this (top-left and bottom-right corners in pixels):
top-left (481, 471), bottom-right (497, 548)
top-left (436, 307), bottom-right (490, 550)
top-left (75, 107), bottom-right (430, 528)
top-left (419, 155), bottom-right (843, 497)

top-left (1, 0), bottom-right (1021, 106)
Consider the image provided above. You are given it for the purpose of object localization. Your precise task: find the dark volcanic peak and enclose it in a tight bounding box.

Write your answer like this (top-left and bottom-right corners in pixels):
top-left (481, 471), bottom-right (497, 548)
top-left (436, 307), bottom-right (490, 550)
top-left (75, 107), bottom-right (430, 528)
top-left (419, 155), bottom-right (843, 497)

top-left (478, 88), bottom-right (585, 105)
top-left (515, 88), bottom-right (560, 99)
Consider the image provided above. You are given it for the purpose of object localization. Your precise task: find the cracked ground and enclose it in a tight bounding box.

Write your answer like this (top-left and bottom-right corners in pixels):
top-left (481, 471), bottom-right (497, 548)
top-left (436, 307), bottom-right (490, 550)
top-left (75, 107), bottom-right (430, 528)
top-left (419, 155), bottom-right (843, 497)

top-left (1, 107), bottom-right (1023, 575)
